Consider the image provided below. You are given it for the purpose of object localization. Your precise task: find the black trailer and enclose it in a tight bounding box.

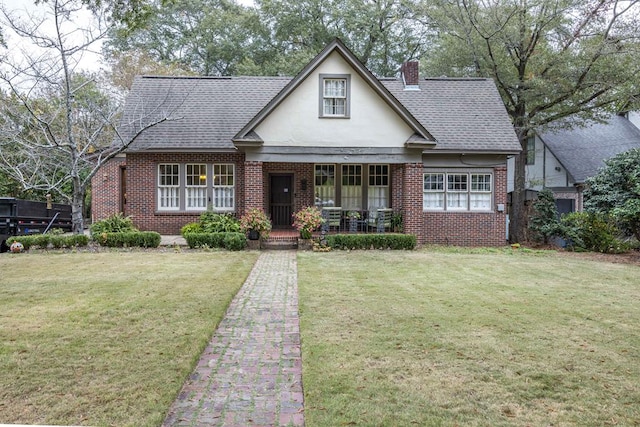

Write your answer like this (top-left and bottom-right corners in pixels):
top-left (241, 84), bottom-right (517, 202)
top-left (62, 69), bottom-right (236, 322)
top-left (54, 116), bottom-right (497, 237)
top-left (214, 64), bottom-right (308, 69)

top-left (0, 197), bottom-right (73, 252)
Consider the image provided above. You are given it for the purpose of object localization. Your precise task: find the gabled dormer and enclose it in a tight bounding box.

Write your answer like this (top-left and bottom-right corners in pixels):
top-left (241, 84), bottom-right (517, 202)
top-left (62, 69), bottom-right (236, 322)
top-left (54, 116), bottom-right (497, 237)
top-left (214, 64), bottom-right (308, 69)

top-left (232, 38), bottom-right (436, 151)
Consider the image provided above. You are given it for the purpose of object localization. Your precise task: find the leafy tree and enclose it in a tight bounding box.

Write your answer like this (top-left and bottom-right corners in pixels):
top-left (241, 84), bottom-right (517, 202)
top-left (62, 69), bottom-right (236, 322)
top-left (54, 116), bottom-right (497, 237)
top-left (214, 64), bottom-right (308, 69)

top-left (585, 148), bottom-right (640, 240)
top-left (0, 0), bottom-right (176, 233)
top-left (422, 0), bottom-right (640, 242)
top-left (105, 0), bottom-right (433, 77)
top-left (528, 188), bottom-right (561, 244)
top-left (105, 0), bottom-right (275, 76)
top-left (258, 0), bottom-right (431, 76)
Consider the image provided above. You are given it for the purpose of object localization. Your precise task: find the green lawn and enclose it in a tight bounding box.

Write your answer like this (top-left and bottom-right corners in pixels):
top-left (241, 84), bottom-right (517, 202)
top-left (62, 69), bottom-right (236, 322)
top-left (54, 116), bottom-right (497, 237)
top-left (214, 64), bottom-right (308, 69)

top-left (1, 248), bottom-right (639, 427)
top-left (0, 250), bottom-right (258, 426)
top-left (297, 249), bottom-right (640, 427)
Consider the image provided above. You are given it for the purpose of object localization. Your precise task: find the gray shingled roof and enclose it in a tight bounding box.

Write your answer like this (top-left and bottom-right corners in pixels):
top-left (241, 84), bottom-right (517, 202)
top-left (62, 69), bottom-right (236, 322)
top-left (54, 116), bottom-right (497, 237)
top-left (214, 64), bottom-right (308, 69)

top-left (122, 76), bottom-right (290, 152)
top-left (383, 78), bottom-right (521, 153)
top-left (122, 74), bottom-right (520, 154)
top-left (539, 114), bottom-right (640, 183)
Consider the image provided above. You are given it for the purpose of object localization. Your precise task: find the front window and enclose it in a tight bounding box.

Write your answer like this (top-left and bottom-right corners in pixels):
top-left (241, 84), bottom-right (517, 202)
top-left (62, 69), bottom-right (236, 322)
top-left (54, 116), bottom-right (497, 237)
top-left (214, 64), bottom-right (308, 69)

top-left (423, 173), bottom-right (444, 209)
top-left (186, 164), bottom-right (207, 210)
top-left (158, 164), bottom-right (179, 210)
top-left (341, 164), bottom-right (362, 210)
top-left (320, 74), bottom-right (350, 118)
top-left (212, 164), bottom-right (234, 210)
top-left (368, 164), bottom-right (389, 209)
top-left (470, 174), bottom-right (492, 210)
top-left (314, 164), bottom-right (336, 207)
top-left (423, 171), bottom-right (493, 211)
top-left (447, 174), bottom-right (468, 210)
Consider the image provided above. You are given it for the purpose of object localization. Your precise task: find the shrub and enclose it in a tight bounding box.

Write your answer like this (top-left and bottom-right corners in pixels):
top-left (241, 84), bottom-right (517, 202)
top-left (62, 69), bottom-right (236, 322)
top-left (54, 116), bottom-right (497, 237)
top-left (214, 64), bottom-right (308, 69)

top-left (94, 231), bottom-right (161, 248)
top-left (7, 234), bottom-right (89, 250)
top-left (223, 233), bottom-right (247, 251)
top-left (199, 211), bottom-right (241, 233)
top-left (181, 222), bottom-right (203, 236)
top-left (325, 233), bottom-right (416, 250)
top-left (90, 213), bottom-right (137, 238)
top-left (528, 188), bottom-right (562, 244)
top-left (560, 212), bottom-right (629, 253)
top-left (183, 232), bottom-right (246, 250)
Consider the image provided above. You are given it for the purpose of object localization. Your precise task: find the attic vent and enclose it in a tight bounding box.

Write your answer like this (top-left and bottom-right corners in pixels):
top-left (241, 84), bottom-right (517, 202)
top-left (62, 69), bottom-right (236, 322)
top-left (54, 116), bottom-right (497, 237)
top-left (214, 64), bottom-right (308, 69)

top-left (401, 61), bottom-right (420, 91)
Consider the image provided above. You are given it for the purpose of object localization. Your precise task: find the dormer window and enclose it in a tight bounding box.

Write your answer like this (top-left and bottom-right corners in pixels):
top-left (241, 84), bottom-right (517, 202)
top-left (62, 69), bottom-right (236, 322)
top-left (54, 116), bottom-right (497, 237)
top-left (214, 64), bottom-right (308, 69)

top-left (320, 74), bottom-right (350, 118)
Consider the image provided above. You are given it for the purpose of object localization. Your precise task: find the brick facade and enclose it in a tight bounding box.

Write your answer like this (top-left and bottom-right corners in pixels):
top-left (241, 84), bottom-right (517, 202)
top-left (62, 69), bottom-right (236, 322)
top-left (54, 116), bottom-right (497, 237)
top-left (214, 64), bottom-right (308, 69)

top-left (421, 165), bottom-right (508, 246)
top-left (92, 157), bottom-right (510, 245)
top-left (91, 157), bottom-right (126, 223)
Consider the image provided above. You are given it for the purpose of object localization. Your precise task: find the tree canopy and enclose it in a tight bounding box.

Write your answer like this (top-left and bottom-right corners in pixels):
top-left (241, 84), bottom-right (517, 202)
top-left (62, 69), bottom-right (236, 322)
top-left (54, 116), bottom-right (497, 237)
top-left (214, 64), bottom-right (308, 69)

top-left (421, 0), bottom-right (640, 241)
top-left (104, 0), bottom-right (433, 77)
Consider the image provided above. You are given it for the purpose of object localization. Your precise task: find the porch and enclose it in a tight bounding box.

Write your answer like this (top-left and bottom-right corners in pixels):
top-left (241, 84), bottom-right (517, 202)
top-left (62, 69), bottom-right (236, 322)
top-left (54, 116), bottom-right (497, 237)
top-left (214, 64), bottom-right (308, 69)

top-left (263, 208), bottom-right (399, 250)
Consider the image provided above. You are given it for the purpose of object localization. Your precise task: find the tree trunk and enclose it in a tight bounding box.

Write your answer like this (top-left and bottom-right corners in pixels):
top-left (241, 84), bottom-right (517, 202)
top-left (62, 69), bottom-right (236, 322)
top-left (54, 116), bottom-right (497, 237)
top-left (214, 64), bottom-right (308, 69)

top-left (509, 130), bottom-right (528, 243)
top-left (71, 178), bottom-right (85, 235)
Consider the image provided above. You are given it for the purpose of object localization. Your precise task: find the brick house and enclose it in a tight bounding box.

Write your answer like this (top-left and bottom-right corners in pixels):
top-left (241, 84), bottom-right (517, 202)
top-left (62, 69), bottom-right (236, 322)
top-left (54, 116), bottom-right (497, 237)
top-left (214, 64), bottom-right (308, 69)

top-left (92, 39), bottom-right (520, 246)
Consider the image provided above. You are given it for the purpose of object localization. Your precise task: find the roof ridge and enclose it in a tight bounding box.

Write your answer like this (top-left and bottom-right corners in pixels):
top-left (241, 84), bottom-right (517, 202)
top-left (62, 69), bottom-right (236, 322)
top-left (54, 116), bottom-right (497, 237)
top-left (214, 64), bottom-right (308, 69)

top-left (139, 75), bottom-right (293, 80)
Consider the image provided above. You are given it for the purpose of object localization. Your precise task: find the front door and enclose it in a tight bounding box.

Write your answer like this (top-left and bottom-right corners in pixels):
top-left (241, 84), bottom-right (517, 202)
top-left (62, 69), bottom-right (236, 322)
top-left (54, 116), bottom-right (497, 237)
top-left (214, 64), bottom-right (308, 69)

top-left (270, 174), bottom-right (293, 228)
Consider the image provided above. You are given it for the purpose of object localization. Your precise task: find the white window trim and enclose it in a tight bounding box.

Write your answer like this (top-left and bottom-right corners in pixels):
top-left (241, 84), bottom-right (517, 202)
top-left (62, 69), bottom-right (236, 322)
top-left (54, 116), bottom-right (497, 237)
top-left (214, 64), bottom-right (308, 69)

top-left (319, 74), bottom-right (351, 118)
top-left (185, 164), bottom-right (208, 211)
top-left (212, 164), bottom-right (235, 211)
top-left (423, 170), bottom-right (494, 212)
top-left (158, 163), bottom-right (180, 211)
top-left (156, 163), bottom-right (236, 212)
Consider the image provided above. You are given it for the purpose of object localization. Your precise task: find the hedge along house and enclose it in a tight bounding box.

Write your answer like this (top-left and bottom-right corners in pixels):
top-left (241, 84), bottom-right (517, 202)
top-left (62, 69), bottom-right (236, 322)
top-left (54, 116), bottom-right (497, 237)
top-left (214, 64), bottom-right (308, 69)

top-left (92, 39), bottom-right (521, 246)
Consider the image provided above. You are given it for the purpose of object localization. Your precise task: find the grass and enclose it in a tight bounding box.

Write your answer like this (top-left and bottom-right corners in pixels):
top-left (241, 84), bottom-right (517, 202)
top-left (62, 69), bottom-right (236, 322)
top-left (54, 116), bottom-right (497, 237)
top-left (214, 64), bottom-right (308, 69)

top-left (297, 249), bottom-right (640, 426)
top-left (2, 247), bottom-right (639, 426)
top-left (0, 250), bottom-right (258, 426)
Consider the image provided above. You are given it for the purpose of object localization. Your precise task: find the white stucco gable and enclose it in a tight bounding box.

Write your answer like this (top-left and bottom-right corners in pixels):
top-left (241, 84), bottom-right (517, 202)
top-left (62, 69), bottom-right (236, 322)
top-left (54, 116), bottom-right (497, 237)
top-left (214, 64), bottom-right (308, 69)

top-left (255, 51), bottom-right (415, 148)
top-left (233, 38), bottom-right (435, 154)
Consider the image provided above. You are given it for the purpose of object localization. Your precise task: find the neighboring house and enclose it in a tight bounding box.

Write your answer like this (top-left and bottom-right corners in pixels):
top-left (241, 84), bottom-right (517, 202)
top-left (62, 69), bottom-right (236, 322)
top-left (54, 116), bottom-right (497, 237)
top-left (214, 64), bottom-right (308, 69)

top-left (92, 39), bottom-right (521, 246)
top-left (507, 113), bottom-right (640, 214)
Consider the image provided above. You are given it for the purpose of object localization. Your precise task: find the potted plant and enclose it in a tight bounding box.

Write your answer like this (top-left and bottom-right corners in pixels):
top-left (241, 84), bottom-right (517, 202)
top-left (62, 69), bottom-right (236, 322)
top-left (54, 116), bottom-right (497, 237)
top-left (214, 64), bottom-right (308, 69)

top-left (292, 206), bottom-right (324, 239)
top-left (347, 211), bottom-right (361, 232)
top-left (239, 208), bottom-right (272, 240)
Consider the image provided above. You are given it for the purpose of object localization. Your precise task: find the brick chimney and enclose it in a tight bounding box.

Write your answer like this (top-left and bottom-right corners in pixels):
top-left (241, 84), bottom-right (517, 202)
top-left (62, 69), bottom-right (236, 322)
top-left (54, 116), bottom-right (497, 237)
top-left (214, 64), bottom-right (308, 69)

top-left (401, 61), bottom-right (420, 90)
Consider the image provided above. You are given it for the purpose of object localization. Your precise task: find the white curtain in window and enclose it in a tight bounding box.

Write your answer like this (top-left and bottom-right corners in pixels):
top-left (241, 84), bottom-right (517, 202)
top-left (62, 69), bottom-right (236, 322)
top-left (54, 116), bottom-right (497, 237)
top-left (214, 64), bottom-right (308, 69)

top-left (213, 187), bottom-right (234, 209)
top-left (186, 187), bottom-right (207, 209)
top-left (367, 186), bottom-right (389, 209)
top-left (159, 187), bottom-right (179, 209)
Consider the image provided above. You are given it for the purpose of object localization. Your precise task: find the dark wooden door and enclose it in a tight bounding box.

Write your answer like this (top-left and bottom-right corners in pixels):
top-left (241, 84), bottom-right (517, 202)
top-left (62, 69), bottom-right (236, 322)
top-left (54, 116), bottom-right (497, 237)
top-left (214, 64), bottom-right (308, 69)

top-left (120, 167), bottom-right (127, 214)
top-left (270, 174), bottom-right (293, 228)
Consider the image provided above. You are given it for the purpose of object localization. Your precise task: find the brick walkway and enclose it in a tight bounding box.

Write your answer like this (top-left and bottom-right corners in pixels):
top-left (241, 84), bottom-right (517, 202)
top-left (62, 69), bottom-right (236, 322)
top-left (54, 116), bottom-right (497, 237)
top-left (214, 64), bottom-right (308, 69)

top-left (162, 251), bottom-right (304, 427)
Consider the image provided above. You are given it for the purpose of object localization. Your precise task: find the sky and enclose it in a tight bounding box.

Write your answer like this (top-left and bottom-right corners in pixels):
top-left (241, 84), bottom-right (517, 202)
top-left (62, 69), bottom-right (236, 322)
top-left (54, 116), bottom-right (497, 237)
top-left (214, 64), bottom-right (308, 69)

top-left (1, 0), bottom-right (257, 73)
top-left (1, 0), bottom-right (105, 73)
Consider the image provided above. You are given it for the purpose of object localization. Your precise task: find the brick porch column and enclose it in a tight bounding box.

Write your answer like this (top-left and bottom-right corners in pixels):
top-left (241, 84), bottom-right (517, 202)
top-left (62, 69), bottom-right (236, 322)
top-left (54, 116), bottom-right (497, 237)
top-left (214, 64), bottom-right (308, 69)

top-left (402, 163), bottom-right (424, 243)
top-left (244, 161), bottom-right (264, 215)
